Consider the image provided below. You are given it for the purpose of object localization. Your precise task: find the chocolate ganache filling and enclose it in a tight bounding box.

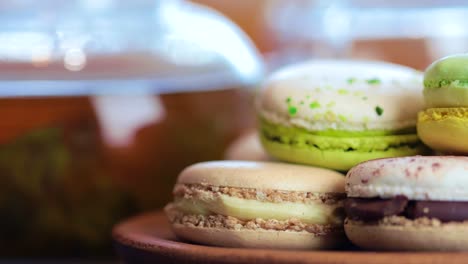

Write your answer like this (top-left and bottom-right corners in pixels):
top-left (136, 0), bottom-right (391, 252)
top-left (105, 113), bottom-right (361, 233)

top-left (345, 196), bottom-right (468, 222)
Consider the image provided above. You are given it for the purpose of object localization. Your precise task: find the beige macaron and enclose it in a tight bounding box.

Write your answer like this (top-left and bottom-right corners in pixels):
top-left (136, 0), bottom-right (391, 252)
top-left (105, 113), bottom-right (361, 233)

top-left (344, 156), bottom-right (468, 251)
top-left (165, 160), bottom-right (347, 249)
top-left (224, 130), bottom-right (271, 161)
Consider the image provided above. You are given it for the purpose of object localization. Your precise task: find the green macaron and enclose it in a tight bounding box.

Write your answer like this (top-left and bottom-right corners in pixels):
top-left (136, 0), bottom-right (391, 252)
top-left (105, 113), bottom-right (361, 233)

top-left (257, 60), bottom-right (427, 171)
top-left (417, 54), bottom-right (468, 154)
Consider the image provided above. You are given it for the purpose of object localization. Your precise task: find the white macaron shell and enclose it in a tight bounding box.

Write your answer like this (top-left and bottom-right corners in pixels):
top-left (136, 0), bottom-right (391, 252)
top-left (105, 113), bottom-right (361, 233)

top-left (346, 156), bottom-right (468, 201)
top-left (177, 160), bottom-right (345, 193)
top-left (257, 60), bottom-right (424, 131)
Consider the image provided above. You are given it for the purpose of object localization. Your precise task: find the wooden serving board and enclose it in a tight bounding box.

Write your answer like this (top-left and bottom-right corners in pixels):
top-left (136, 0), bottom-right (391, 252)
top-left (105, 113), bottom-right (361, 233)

top-left (112, 211), bottom-right (468, 264)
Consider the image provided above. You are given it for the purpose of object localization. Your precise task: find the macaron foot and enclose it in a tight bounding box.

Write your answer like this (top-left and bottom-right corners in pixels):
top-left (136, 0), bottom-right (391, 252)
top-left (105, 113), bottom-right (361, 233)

top-left (259, 120), bottom-right (427, 171)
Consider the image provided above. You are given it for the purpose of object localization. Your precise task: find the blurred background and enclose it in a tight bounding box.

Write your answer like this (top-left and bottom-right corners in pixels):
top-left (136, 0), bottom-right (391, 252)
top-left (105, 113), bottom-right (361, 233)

top-left (195, 0), bottom-right (468, 70)
top-left (0, 0), bottom-right (466, 258)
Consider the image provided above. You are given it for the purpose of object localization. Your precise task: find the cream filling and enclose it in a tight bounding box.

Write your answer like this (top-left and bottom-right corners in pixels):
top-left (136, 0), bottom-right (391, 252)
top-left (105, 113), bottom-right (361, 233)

top-left (173, 194), bottom-right (343, 225)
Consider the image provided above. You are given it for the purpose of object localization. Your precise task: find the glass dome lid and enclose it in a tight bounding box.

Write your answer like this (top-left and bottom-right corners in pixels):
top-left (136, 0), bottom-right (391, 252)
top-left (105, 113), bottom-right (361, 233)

top-left (0, 0), bottom-right (264, 96)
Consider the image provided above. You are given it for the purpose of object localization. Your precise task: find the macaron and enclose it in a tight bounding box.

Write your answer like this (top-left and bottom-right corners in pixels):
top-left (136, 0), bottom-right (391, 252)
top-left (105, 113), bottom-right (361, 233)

top-left (418, 54), bottom-right (468, 154)
top-left (344, 156), bottom-right (468, 251)
top-left (256, 60), bottom-right (427, 171)
top-left (224, 130), bottom-right (270, 161)
top-left (165, 160), bottom-right (347, 249)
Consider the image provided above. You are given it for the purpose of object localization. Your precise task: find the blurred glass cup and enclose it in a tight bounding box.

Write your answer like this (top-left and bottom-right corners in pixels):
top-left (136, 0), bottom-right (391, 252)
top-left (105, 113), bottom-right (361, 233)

top-left (261, 0), bottom-right (468, 70)
top-left (0, 0), bottom-right (263, 256)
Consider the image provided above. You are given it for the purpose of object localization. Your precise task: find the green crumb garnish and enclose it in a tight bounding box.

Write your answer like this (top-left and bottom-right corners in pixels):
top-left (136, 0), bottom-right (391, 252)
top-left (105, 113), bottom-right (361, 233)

top-left (286, 97), bottom-right (292, 103)
top-left (375, 106), bottom-right (384, 116)
top-left (338, 89), bottom-right (348, 94)
top-left (306, 95), bottom-right (311, 99)
top-left (288, 106), bottom-right (297, 115)
top-left (300, 101), bottom-right (304, 105)
top-left (338, 114), bottom-right (347, 121)
top-left (309, 101), bottom-right (320, 109)
top-left (362, 96), bottom-right (368, 100)
top-left (347, 78), bottom-right (356, 84)
top-left (367, 78), bottom-right (381, 85)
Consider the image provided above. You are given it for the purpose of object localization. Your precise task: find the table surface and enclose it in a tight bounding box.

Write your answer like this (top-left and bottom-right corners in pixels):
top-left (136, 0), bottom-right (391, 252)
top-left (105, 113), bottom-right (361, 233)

top-left (113, 211), bottom-right (468, 264)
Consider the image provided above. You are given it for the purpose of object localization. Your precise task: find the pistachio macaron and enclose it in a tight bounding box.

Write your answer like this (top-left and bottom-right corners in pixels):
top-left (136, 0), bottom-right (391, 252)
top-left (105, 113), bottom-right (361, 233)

top-left (257, 60), bottom-right (427, 171)
top-left (165, 161), bottom-right (347, 249)
top-left (418, 54), bottom-right (468, 154)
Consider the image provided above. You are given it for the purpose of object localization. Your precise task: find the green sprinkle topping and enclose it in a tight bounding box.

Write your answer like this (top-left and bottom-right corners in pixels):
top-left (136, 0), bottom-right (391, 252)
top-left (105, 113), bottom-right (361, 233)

top-left (288, 106), bottom-right (297, 116)
top-left (306, 95), bottom-right (311, 99)
top-left (347, 78), bottom-right (356, 84)
top-left (300, 101), bottom-right (304, 105)
top-left (362, 96), bottom-right (368, 100)
top-left (367, 78), bottom-right (381, 85)
top-left (309, 101), bottom-right (321, 109)
top-left (286, 97), bottom-right (292, 103)
top-left (338, 114), bottom-right (347, 121)
top-left (338, 89), bottom-right (348, 94)
top-left (375, 106), bottom-right (384, 116)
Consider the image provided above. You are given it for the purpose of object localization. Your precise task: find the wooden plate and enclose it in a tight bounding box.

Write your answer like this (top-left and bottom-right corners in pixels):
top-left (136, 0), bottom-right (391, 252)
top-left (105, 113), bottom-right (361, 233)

top-left (112, 211), bottom-right (468, 264)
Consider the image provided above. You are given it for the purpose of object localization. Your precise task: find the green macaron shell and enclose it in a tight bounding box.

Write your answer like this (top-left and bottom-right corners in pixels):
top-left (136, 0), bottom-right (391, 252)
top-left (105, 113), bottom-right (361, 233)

top-left (424, 54), bottom-right (468, 88)
top-left (260, 120), bottom-right (426, 171)
top-left (424, 54), bottom-right (468, 107)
